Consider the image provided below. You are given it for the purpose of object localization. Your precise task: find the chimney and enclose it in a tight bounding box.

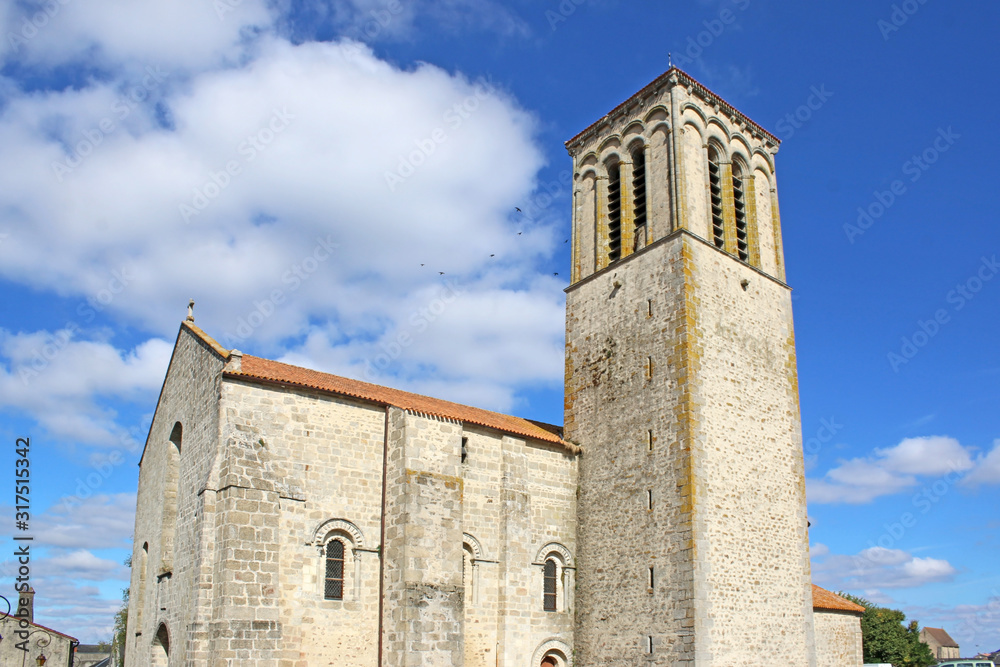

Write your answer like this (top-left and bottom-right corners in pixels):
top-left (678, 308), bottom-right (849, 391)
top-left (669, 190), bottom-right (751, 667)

top-left (17, 587), bottom-right (34, 624)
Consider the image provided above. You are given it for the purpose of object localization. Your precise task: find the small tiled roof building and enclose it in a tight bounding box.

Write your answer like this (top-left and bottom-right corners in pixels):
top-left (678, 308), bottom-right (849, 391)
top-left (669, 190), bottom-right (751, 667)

top-left (813, 585), bottom-right (866, 667)
top-left (921, 626), bottom-right (961, 660)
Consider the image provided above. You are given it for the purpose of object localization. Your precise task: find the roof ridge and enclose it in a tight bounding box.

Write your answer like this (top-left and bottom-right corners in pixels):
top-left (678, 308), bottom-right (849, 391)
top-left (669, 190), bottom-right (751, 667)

top-left (228, 353), bottom-right (578, 452)
top-left (565, 65), bottom-right (779, 150)
top-left (811, 584), bottom-right (866, 614)
top-left (181, 320), bottom-right (231, 359)
top-left (22, 619), bottom-right (79, 642)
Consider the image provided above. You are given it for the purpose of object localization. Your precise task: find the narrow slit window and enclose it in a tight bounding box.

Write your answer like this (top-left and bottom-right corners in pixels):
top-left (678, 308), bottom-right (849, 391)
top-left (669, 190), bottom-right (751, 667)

top-left (461, 437), bottom-right (468, 464)
top-left (647, 299), bottom-right (653, 317)
top-left (647, 356), bottom-right (653, 379)
top-left (647, 490), bottom-right (653, 510)
top-left (325, 539), bottom-right (345, 600)
top-left (632, 147), bottom-right (647, 247)
top-left (607, 162), bottom-right (622, 262)
top-left (648, 636), bottom-right (654, 654)
top-left (543, 559), bottom-right (558, 612)
top-left (708, 148), bottom-right (725, 249)
top-left (649, 566), bottom-right (655, 588)
top-left (648, 430), bottom-right (654, 451)
top-left (732, 165), bottom-right (749, 261)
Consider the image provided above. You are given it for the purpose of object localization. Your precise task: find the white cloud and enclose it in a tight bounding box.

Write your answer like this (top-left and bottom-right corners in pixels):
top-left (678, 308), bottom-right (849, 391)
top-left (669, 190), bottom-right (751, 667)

top-left (0, 497), bottom-right (133, 642)
top-left (0, 494), bottom-right (137, 550)
top-left (862, 588), bottom-right (897, 606)
top-left (807, 436), bottom-right (975, 505)
top-left (812, 546), bottom-right (958, 590)
top-left (34, 549), bottom-right (130, 581)
top-left (875, 436), bottom-right (974, 476)
top-left (0, 329), bottom-right (172, 445)
top-left (276, 277), bottom-right (565, 411)
top-left (0, 576), bottom-right (124, 643)
top-left (810, 542), bottom-right (830, 559)
top-left (0, 36), bottom-right (563, 417)
top-left (1, 0), bottom-right (530, 75)
top-left (309, 0), bottom-right (532, 41)
top-left (963, 440), bottom-right (1000, 487)
top-left (2, 0), bottom-right (273, 71)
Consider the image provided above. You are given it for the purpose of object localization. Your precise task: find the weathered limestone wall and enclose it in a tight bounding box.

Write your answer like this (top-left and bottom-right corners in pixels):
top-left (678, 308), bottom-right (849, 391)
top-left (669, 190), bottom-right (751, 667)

top-left (684, 237), bottom-right (814, 665)
top-left (647, 123), bottom-right (672, 243)
top-left (382, 409), bottom-right (466, 667)
top-left (682, 118), bottom-right (710, 241)
top-left (567, 231), bottom-right (813, 666)
top-left (567, 235), bottom-right (697, 665)
top-left (206, 424), bottom-right (282, 665)
top-left (0, 616), bottom-right (75, 667)
top-left (814, 610), bottom-right (863, 667)
top-left (753, 168), bottom-right (778, 277)
top-left (127, 324), bottom-right (226, 667)
top-left (219, 380), bottom-right (385, 666)
top-left (133, 348), bottom-right (580, 667)
top-left (492, 433), bottom-right (576, 667)
top-left (573, 172), bottom-right (597, 283)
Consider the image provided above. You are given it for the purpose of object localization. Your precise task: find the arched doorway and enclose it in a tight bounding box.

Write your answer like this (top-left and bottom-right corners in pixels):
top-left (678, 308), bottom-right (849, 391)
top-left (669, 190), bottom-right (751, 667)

top-left (150, 623), bottom-right (169, 666)
top-left (531, 638), bottom-right (571, 667)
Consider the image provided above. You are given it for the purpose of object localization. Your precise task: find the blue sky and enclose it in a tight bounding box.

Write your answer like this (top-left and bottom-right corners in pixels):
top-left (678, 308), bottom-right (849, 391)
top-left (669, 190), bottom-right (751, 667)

top-left (0, 0), bottom-right (997, 651)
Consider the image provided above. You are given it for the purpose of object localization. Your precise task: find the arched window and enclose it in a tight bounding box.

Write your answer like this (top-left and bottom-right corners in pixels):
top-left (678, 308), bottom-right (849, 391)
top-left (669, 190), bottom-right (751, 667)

top-left (313, 519), bottom-right (366, 603)
top-left (136, 543), bottom-right (148, 629)
top-left (150, 623), bottom-right (169, 667)
top-left (463, 544), bottom-right (474, 605)
top-left (159, 422), bottom-right (182, 574)
top-left (732, 162), bottom-right (749, 261)
top-left (543, 558), bottom-right (558, 612)
top-left (325, 539), bottom-right (345, 600)
top-left (607, 160), bottom-right (622, 262)
top-left (536, 543), bottom-right (573, 613)
top-left (708, 146), bottom-right (725, 249)
top-left (631, 146), bottom-right (647, 249)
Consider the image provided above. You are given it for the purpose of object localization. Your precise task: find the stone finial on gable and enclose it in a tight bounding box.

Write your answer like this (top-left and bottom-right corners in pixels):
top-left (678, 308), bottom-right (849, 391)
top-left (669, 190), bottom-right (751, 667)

top-left (186, 299), bottom-right (195, 322)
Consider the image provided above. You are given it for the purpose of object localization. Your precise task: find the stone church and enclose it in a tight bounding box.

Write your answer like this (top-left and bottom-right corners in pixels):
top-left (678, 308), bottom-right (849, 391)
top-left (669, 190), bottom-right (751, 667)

top-left (126, 67), bottom-right (865, 666)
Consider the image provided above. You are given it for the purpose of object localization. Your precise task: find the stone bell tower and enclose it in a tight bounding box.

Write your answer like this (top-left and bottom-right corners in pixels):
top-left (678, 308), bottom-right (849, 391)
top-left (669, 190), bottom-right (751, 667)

top-left (564, 67), bottom-right (815, 665)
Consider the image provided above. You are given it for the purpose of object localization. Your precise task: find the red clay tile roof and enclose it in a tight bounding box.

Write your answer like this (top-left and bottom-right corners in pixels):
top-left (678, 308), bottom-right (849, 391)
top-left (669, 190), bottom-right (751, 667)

top-left (226, 354), bottom-right (576, 452)
top-left (182, 320), bottom-right (230, 359)
top-left (566, 66), bottom-right (779, 150)
top-left (812, 585), bottom-right (865, 614)
top-left (923, 627), bottom-right (959, 647)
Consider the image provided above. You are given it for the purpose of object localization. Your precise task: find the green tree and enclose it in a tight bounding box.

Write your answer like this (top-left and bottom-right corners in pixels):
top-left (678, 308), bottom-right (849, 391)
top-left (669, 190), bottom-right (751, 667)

top-left (110, 586), bottom-right (128, 667)
top-left (110, 554), bottom-right (131, 667)
top-left (904, 620), bottom-right (936, 667)
top-left (839, 593), bottom-right (936, 667)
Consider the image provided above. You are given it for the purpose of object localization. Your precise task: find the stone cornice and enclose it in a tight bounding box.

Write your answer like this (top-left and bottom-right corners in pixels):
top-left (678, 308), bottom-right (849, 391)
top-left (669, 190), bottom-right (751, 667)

top-left (565, 67), bottom-right (780, 155)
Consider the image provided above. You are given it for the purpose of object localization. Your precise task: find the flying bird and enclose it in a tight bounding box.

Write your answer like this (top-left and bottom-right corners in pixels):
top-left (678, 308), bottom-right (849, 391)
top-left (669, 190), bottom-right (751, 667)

top-left (439, 272), bottom-right (445, 275)
top-left (554, 272), bottom-right (559, 276)
top-left (564, 239), bottom-right (569, 243)
top-left (515, 207), bottom-right (522, 213)
top-left (490, 254), bottom-right (495, 257)
top-left (518, 232), bottom-right (522, 235)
